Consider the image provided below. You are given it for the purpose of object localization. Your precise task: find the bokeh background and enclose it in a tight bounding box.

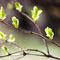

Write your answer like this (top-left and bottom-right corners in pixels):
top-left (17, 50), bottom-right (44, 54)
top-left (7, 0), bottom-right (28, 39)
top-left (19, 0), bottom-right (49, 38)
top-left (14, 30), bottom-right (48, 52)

top-left (0, 0), bottom-right (60, 60)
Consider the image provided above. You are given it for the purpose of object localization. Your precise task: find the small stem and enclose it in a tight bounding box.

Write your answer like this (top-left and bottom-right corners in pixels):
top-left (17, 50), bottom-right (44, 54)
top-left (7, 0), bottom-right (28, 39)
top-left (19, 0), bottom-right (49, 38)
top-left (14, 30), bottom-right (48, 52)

top-left (26, 52), bottom-right (60, 60)
top-left (21, 12), bottom-right (35, 23)
top-left (13, 55), bottom-right (24, 60)
top-left (25, 49), bottom-right (46, 55)
top-left (44, 41), bottom-right (50, 55)
top-left (0, 40), bottom-right (23, 50)
top-left (34, 22), bottom-right (42, 34)
top-left (34, 22), bottom-right (50, 55)
top-left (8, 42), bottom-right (23, 50)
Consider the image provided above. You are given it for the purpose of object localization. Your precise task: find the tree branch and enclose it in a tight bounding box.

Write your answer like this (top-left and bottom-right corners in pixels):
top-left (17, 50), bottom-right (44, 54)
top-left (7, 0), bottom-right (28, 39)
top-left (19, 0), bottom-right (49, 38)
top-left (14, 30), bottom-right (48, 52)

top-left (0, 48), bottom-right (60, 60)
top-left (0, 20), bottom-right (60, 48)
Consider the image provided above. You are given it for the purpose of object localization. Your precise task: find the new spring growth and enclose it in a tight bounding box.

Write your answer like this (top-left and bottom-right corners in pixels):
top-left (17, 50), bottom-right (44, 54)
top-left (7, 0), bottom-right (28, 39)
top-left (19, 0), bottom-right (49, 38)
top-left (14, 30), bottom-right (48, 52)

top-left (15, 2), bottom-right (23, 12)
top-left (2, 46), bottom-right (9, 53)
top-left (0, 31), bottom-right (6, 40)
top-left (0, 6), bottom-right (6, 20)
top-left (12, 16), bottom-right (19, 28)
top-left (32, 6), bottom-right (43, 22)
top-left (45, 27), bottom-right (54, 40)
top-left (8, 34), bottom-right (15, 42)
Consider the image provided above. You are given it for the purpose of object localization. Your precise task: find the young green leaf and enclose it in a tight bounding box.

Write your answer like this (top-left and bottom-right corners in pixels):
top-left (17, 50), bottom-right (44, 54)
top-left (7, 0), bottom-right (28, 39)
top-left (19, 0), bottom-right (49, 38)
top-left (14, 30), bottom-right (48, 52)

top-left (45, 27), bottom-right (54, 40)
top-left (12, 16), bottom-right (19, 28)
top-left (15, 2), bottom-right (23, 12)
top-left (0, 31), bottom-right (6, 40)
top-left (0, 6), bottom-right (6, 20)
top-left (31, 6), bottom-right (42, 21)
top-left (8, 34), bottom-right (15, 42)
top-left (2, 46), bottom-right (9, 53)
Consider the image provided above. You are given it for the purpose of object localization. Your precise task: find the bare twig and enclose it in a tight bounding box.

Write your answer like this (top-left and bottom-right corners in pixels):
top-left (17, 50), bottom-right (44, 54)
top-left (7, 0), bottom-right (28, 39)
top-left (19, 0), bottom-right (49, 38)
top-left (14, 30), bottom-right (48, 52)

top-left (26, 53), bottom-right (60, 60)
top-left (35, 22), bottom-right (50, 55)
top-left (13, 56), bottom-right (24, 60)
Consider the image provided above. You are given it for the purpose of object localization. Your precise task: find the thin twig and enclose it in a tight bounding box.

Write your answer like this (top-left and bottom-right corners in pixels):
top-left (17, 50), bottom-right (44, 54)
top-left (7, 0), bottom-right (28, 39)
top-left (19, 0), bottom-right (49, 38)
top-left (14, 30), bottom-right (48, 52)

top-left (26, 52), bottom-right (60, 60)
top-left (13, 56), bottom-right (24, 60)
top-left (8, 42), bottom-right (23, 50)
top-left (35, 22), bottom-right (50, 55)
top-left (25, 49), bottom-right (46, 55)
top-left (21, 12), bottom-right (35, 23)
top-left (45, 41), bottom-right (50, 55)
top-left (0, 40), bottom-right (22, 50)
